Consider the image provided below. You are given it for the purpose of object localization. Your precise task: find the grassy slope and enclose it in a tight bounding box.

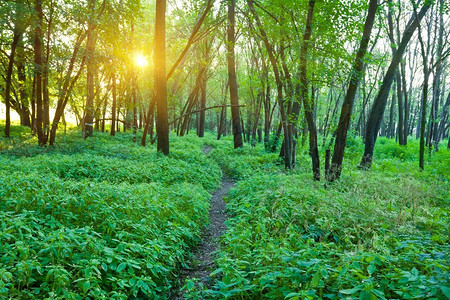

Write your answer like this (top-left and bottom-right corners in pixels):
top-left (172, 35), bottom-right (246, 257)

top-left (197, 135), bottom-right (449, 299)
top-left (0, 125), bottom-right (221, 299)
top-left (1, 125), bottom-right (449, 299)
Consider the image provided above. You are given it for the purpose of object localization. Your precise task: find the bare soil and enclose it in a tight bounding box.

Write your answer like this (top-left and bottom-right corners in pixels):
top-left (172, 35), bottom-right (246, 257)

top-left (174, 145), bottom-right (234, 299)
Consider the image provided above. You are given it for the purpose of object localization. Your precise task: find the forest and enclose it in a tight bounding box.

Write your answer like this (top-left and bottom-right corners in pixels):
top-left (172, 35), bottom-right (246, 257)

top-left (0, 0), bottom-right (449, 299)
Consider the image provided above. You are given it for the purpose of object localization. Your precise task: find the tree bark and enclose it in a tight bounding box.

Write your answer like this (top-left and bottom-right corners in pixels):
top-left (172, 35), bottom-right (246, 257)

top-left (111, 72), bottom-right (117, 136)
top-left (248, 0), bottom-right (290, 166)
top-left (360, 2), bottom-right (432, 168)
top-left (155, 0), bottom-right (169, 154)
top-left (197, 76), bottom-right (207, 137)
top-left (4, 31), bottom-right (21, 137)
top-left (34, 0), bottom-right (46, 145)
top-left (328, 0), bottom-right (378, 180)
top-left (49, 32), bottom-right (87, 145)
top-left (227, 0), bottom-right (243, 148)
top-left (83, 0), bottom-right (96, 138)
top-left (299, 0), bottom-right (319, 179)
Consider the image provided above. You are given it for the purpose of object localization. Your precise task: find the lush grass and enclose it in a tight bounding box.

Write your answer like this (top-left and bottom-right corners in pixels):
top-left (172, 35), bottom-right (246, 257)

top-left (193, 135), bottom-right (449, 299)
top-left (1, 126), bottom-right (449, 299)
top-left (0, 127), bottom-right (221, 298)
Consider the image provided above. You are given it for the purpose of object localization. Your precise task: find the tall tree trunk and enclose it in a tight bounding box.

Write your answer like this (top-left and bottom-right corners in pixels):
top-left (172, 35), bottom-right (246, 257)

top-left (197, 76), bottom-right (207, 137)
top-left (415, 3), bottom-right (432, 170)
top-left (299, 0), bottom-right (319, 179)
top-left (386, 1), bottom-right (405, 145)
top-left (437, 92), bottom-right (450, 143)
top-left (155, 0), bottom-right (169, 154)
top-left (431, 4), bottom-right (444, 151)
top-left (141, 0), bottom-right (213, 146)
top-left (248, 0), bottom-right (290, 167)
top-left (419, 73), bottom-right (429, 170)
top-left (401, 61), bottom-right (409, 144)
top-left (16, 43), bottom-right (32, 128)
top-left (111, 72), bottom-right (117, 136)
top-left (4, 31), bottom-right (21, 137)
top-left (227, 0), bottom-right (243, 148)
top-left (388, 93), bottom-right (395, 138)
top-left (48, 29), bottom-right (88, 145)
top-left (132, 73), bottom-right (138, 142)
top-left (360, 2), bottom-right (431, 168)
top-left (84, 0), bottom-right (96, 138)
top-left (328, 0), bottom-right (378, 180)
top-left (34, 0), bottom-right (46, 145)
top-left (42, 0), bottom-right (54, 138)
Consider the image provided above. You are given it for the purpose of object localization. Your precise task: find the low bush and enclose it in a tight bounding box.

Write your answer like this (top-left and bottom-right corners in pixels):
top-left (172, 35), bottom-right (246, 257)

top-left (0, 129), bottom-right (222, 298)
top-left (198, 137), bottom-right (450, 299)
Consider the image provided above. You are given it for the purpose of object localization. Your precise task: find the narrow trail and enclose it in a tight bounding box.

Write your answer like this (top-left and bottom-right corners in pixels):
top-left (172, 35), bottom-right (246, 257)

top-left (175, 145), bottom-right (234, 299)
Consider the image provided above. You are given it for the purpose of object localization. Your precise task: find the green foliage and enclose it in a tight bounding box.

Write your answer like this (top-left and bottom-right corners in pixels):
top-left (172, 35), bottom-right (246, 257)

top-left (196, 136), bottom-right (449, 299)
top-left (0, 129), bottom-right (222, 298)
top-left (207, 141), bottom-right (281, 180)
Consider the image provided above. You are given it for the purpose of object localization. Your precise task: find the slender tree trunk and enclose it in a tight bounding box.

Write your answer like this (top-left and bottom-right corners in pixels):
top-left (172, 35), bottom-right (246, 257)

top-left (401, 61), bottom-right (409, 144)
top-left (360, 2), bottom-right (431, 168)
top-left (299, 0), bottom-right (319, 179)
top-left (111, 72), bottom-right (117, 136)
top-left (419, 72), bottom-right (429, 169)
top-left (386, 1), bottom-right (405, 145)
top-left (248, 0), bottom-right (290, 167)
top-left (4, 32), bottom-right (21, 137)
top-left (155, 0), bottom-right (169, 154)
top-left (437, 92), bottom-right (450, 143)
top-left (431, 6), bottom-right (444, 151)
top-left (42, 1), bottom-right (53, 138)
top-left (31, 76), bottom-right (36, 132)
top-left (328, 0), bottom-right (378, 180)
top-left (48, 30), bottom-right (87, 145)
top-left (132, 73), bottom-right (138, 142)
top-left (16, 44), bottom-right (31, 128)
top-left (34, 0), bottom-right (46, 145)
top-left (84, 0), bottom-right (96, 138)
top-left (227, 0), bottom-right (243, 148)
top-left (197, 76), bottom-right (207, 137)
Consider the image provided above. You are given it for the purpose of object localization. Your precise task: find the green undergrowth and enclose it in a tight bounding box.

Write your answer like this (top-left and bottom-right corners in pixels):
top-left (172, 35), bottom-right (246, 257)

top-left (191, 135), bottom-right (449, 299)
top-left (0, 127), bottom-right (221, 298)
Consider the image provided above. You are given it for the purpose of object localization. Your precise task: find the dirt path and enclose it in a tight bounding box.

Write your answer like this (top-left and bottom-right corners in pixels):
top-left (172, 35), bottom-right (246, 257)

top-left (175, 145), bottom-right (234, 298)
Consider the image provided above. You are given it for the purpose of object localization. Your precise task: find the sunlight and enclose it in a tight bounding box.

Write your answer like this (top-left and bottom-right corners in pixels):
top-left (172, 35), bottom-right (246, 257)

top-left (134, 53), bottom-right (148, 67)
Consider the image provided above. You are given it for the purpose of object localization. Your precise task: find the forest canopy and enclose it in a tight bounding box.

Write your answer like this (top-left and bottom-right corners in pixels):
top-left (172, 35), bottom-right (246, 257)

top-left (1, 0), bottom-right (449, 177)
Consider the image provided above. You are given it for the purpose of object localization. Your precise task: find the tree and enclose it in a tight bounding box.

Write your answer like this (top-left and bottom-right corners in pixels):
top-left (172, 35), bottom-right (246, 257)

top-left (34, 0), bottom-right (47, 145)
top-left (328, 0), bottom-right (378, 181)
top-left (299, 0), bottom-right (320, 180)
top-left (154, 0), bottom-right (169, 155)
top-left (83, 0), bottom-right (97, 138)
top-left (359, 1), bottom-right (432, 169)
top-left (248, 0), bottom-right (290, 167)
top-left (141, 0), bottom-right (214, 147)
top-left (227, 0), bottom-right (243, 148)
top-left (3, 2), bottom-right (22, 137)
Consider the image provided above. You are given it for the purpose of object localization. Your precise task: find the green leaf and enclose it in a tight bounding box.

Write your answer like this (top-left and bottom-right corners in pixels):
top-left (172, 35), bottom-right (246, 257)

top-left (209, 268), bottom-right (223, 276)
top-left (285, 293), bottom-right (300, 299)
top-left (340, 285), bottom-right (363, 295)
top-left (440, 286), bottom-right (450, 298)
top-left (82, 280), bottom-right (90, 293)
top-left (311, 271), bottom-right (320, 287)
top-left (367, 264), bottom-right (376, 275)
top-left (359, 290), bottom-right (376, 300)
top-left (117, 262), bottom-right (127, 272)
